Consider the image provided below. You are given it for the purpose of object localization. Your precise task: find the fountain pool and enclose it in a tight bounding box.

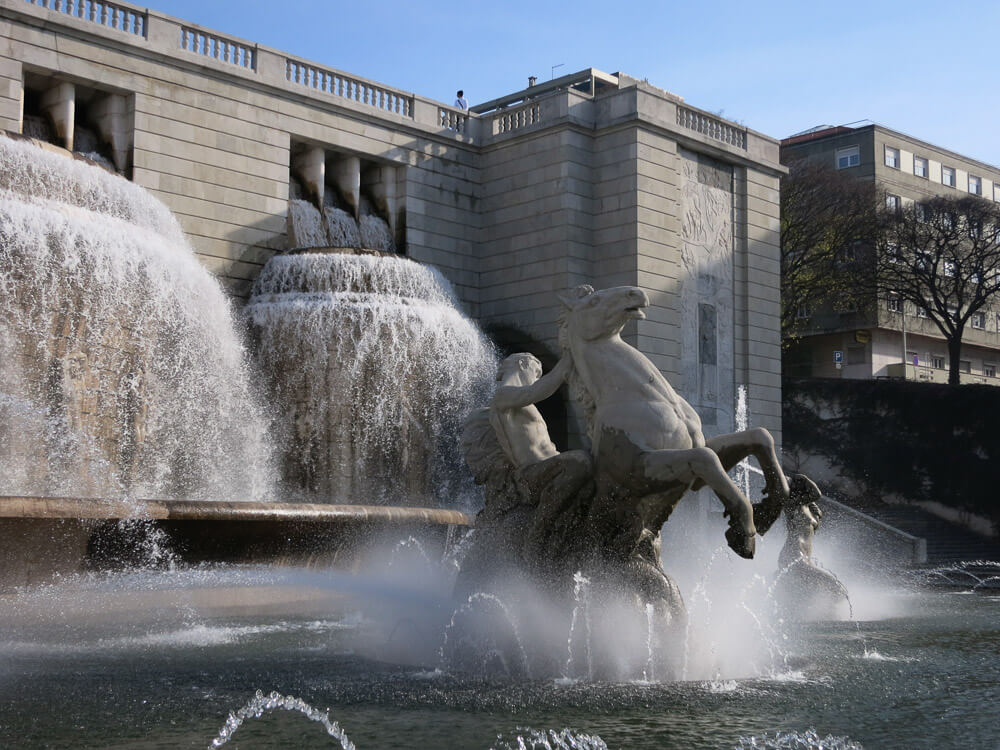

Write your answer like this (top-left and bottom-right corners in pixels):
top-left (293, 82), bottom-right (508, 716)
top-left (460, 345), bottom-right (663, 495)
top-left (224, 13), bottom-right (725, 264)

top-left (0, 558), bottom-right (997, 749)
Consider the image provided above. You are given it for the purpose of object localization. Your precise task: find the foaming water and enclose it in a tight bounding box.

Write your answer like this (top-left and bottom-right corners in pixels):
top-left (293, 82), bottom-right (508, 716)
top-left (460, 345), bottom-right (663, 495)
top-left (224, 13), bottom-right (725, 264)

top-left (733, 729), bottom-right (864, 749)
top-left (324, 205), bottom-right (361, 248)
top-left (0, 136), bottom-right (274, 500)
top-left (248, 251), bottom-right (496, 505)
top-left (288, 199), bottom-right (328, 247)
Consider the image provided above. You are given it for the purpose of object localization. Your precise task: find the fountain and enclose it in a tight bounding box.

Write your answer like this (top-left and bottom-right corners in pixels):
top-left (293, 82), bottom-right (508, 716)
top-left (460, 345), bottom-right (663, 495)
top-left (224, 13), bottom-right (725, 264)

top-left (1, 133), bottom-right (999, 750)
top-left (0, 133), bottom-right (274, 504)
top-left (246, 247), bottom-right (495, 507)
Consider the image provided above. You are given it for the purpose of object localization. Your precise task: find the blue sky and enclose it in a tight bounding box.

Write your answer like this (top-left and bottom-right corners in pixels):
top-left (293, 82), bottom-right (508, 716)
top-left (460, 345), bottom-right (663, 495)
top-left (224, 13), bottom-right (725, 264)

top-left (152, 0), bottom-right (999, 167)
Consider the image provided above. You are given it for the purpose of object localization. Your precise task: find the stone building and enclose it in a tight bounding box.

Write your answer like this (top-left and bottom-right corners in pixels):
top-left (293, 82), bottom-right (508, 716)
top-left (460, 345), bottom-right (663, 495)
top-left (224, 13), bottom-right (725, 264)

top-left (0, 0), bottom-right (785, 446)
top-left (782, 123), bottom-right (1000, 385)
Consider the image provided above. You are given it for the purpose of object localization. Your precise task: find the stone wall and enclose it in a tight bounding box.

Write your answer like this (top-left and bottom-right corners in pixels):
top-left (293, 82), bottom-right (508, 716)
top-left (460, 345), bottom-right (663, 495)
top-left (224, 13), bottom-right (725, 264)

top-left (0, 0), bottom-right (785, 445)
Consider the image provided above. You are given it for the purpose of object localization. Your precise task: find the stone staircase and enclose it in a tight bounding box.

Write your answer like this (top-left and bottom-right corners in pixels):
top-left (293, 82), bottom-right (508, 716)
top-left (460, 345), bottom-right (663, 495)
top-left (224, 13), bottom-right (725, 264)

top-left (853, 503), bottom-right (1000, 566)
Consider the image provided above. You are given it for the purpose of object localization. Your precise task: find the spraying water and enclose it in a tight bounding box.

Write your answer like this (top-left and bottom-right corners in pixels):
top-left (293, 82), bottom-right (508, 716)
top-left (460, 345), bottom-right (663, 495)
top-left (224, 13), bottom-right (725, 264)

top-left (0, 135), bottom-right (274, 501)
top-left (564, 571), bottom-right (593, 680)
top-left (209, 690), bottom-right (355, 749)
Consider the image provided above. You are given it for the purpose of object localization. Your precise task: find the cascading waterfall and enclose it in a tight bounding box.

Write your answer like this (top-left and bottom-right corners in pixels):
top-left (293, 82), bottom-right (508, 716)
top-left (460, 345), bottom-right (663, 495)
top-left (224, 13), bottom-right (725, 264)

top-left (247, 249), bottom-right (496, 506)
top-left (0, 134), bottom-right (275, 501)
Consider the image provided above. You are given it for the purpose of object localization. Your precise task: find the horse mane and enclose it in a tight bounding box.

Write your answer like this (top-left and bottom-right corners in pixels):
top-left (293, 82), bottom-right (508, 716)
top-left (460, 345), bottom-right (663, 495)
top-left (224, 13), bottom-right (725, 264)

top-left (557, 306), bottom-right (597, 440)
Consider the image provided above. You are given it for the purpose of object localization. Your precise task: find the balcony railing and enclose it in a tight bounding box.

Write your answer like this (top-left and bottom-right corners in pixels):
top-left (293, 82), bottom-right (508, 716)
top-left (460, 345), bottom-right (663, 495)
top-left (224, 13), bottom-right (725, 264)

top-left (23, 0), bottom-right (145, 36)
top-left (676, 105), bottom-right (747, 150)
top-left (492, 102), bottom-right (541, 135)
top-left (885, 362), bottom-right (997, 386)
top-left (180, 26), bottom-right (255, 69)
top-left (286, 59), bottom-right (414, 119)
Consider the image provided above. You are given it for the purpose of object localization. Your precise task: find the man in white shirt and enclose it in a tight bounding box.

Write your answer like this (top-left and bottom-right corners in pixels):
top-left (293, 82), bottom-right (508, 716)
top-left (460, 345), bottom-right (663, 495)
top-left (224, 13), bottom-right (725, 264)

top-left (454, 90), bottom-right (468, 109)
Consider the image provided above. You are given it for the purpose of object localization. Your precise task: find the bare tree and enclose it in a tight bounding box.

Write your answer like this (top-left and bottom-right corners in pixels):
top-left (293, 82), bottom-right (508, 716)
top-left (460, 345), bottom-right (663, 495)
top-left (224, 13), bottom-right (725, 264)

top-left (876, 195), bottom-right (1000, 385)
top-left (780, 159), bottom-right (878, 344)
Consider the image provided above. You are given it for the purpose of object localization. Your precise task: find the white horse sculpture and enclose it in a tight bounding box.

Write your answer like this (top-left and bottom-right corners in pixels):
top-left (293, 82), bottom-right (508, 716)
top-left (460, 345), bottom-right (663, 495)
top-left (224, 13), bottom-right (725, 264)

top-left (558, 284), bottom-right (789, 559)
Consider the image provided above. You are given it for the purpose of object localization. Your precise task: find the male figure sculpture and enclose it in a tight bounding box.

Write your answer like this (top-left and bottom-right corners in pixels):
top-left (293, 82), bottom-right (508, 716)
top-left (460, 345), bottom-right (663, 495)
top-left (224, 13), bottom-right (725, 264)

top-left (457, 353), bottom-right (593, 597)
top-left (776, 474), bottom-right (849, 618)
top-left (490, 353), bottom-right (592, 522)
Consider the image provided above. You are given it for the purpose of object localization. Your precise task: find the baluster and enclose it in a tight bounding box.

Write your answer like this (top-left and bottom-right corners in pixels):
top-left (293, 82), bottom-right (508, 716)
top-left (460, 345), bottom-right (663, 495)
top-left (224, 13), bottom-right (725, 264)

top-left (100, 3), bottom-right (108, 26)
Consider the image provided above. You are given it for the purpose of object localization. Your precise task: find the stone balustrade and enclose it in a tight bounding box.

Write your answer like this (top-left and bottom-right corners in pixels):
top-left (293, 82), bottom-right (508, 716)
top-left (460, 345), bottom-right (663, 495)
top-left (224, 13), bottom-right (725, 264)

top-left (286, 58), bottom-right (413, 118)
top-left (23, 0), bottom-right (144, 36)
top-left (676, 105), bottom-right (747, 150)
top-left (439, 106), bottom-right (468, 133)
top-left (180, 25), bottom-right (255, 70)
top-left (491, 102), bottom-right (541, 135)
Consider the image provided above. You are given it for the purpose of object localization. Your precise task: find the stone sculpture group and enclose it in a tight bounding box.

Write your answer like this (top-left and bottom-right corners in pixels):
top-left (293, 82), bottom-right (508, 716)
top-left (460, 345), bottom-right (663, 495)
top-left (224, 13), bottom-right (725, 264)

top-left (458, 284), bottom-right (845, 672)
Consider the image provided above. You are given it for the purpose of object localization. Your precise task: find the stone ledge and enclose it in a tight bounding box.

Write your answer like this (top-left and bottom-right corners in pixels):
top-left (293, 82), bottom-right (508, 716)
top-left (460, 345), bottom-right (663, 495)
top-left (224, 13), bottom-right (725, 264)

top-left (0, 495), bottom-right (472, 526)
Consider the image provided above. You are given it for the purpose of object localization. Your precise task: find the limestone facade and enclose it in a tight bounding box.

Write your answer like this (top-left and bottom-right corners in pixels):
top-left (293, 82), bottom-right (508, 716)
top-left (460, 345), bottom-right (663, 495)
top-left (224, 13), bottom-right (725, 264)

top-left (0, 0), bottom-right (785, 445)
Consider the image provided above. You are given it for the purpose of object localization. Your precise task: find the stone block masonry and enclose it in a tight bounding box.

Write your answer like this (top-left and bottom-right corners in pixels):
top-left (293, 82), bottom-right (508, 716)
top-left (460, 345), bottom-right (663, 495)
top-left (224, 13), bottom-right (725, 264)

top-left (0, 0), bottom-right (786, 447)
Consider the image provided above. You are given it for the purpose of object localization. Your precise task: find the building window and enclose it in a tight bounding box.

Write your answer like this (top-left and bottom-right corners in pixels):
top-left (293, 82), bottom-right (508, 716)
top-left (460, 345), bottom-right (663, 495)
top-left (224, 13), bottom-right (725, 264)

top-left (916, 250), bottom-right (932, 271)
top-left (915, 203), bottom-right (927, 222)
top-left (942, 166), bottom-right (955, 187)
top-left (972, 311), bottom-right (986, 329)
top-left (913, 157), bottom-right (928, 177)
top-left (916, 304), bottom-right (929, 318)
top-left (886, 242), bottom-right (902, 263)
top-left (932, 356), bottom-right (945, 369)
top-left (944, 260), bottom-right (956, 277)
top-left (960, 360), bottom-right (971, 374)
top-left (887, 294), bottom-right (902, 313)
top-left (836, 145), bottom-right (860, 169)
top-left (994, 183), bottom-right (1000, 202)
top-left (886, 194), bottom-right (900, 213)
top-left (796, 306), bottom-right (811, 319)
top-left (847, 346), bottom-right (867, 365)
top-left (884, 146), bottom-right (900, 168)
top-left (986, 364), bottom-right (997, 378)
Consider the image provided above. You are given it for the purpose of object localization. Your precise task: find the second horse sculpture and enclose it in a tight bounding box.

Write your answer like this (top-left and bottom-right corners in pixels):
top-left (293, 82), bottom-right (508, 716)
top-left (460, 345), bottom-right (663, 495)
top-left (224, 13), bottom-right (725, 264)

top-left (457, 284), bottom-right (793, 675)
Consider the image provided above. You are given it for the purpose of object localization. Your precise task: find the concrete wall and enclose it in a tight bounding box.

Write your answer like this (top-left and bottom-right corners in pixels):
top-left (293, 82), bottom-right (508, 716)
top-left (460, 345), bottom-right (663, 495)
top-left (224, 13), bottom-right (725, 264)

top-left (0, 0), bottom-right (786, 445)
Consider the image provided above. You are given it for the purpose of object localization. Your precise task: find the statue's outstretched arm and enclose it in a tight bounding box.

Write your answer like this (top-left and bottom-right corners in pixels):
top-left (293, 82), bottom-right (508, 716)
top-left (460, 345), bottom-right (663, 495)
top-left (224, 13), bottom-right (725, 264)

top-left (492, 357), bottom-right (571, 409)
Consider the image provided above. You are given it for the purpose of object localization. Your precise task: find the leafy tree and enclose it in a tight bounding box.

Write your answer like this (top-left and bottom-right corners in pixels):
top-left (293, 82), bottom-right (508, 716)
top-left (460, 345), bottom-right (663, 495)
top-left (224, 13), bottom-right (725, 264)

top-left (780, 159), bottom-right (878, 345)
top-left (876, 195), bottom-right (1000, 385)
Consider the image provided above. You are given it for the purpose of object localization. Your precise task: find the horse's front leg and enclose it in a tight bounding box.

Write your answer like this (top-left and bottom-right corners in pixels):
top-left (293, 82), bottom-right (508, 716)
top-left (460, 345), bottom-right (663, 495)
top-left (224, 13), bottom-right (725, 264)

top-left (636, 447), bottom-right (757, 559)
top-left (696, 428), bottom-right (790, 535)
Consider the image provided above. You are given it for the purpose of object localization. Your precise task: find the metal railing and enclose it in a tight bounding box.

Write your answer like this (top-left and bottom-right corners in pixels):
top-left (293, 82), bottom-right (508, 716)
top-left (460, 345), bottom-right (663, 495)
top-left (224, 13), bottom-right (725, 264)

top-left (677, 105), bottom-right (747, 149)
top-left (180, 26), bottom-right (255, 69)
top-left (23, 0), bottom-right (145, 36)
top-left (286, 59), bottom-right (414, 118)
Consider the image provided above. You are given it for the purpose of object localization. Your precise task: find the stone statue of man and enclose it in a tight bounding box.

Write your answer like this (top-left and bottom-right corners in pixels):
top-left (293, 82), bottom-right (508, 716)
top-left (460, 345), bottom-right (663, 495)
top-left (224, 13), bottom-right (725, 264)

top-left (489, 353), bottom-right (592, 560)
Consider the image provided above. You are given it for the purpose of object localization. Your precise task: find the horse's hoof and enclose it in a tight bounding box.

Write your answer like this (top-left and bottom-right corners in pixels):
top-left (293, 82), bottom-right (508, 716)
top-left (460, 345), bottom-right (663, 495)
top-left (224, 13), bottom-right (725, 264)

top-left (725, 525), bottom-right (755, 559)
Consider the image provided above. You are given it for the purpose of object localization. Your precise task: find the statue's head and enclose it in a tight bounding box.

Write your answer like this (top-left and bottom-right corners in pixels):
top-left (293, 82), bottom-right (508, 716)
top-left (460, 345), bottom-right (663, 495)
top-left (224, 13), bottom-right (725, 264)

top-left (497, 352), bottom-right (542, 384)
top-left (786, 473), bottom-right (821, 511)
top-left (557, 284), bottom-right (649, 342)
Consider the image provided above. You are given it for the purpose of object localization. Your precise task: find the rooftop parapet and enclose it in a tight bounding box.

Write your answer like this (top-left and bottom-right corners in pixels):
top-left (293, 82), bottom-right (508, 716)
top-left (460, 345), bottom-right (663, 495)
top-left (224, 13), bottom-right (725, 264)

top-left (9, 0), bottom-right (780, 169)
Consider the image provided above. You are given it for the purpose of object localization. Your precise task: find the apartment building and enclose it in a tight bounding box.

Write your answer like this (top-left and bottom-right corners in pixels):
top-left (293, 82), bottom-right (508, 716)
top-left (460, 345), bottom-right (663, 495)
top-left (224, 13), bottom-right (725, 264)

top-left (782, 123), bottom-right (1000, 385)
